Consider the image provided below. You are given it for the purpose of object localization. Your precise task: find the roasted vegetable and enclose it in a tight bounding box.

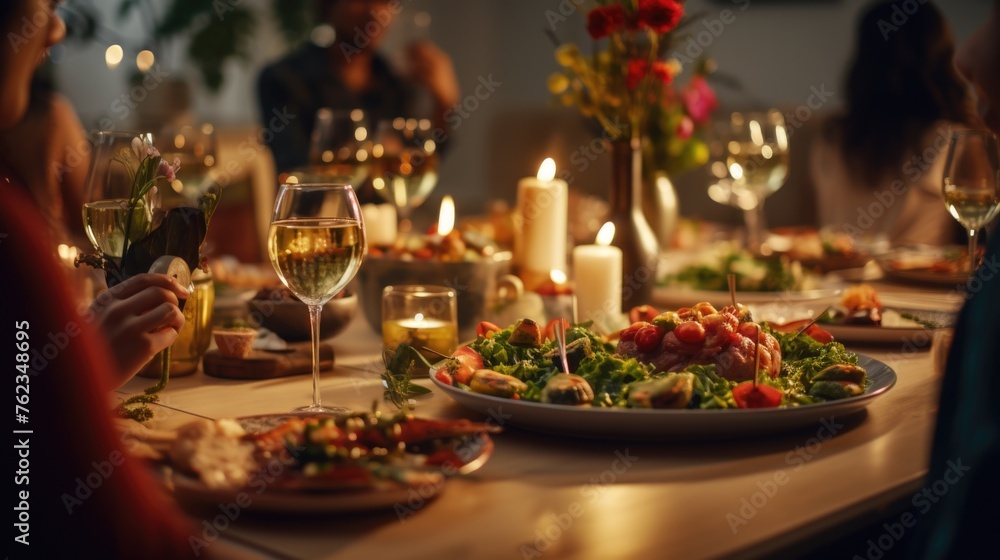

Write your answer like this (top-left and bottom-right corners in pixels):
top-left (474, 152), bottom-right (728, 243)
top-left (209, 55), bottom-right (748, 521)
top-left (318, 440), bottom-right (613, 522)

top-left (544, 336), bottom-right (594, 373)
top-left (508, 318), bottom-right (543, 347)
top-left (627, 373), bottom-right (694, 409)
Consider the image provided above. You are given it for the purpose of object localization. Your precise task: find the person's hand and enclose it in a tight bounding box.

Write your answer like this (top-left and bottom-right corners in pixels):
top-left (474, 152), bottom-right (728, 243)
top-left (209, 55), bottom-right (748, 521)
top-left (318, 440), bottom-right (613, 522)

top-left (407, 40), bottom-right (460, 108)
top-left (88, 273), bottom-right (189, 386)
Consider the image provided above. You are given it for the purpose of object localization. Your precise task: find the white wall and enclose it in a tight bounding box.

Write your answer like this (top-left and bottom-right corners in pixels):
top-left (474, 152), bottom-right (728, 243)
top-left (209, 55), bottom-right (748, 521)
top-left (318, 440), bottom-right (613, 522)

top-left (52, 0), bottom-right (992, 224)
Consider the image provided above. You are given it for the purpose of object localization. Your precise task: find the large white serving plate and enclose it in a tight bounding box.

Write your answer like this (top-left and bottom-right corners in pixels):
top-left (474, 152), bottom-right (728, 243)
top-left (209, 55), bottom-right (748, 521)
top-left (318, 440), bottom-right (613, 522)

top-left (430, 356), bottom-right (895, 440)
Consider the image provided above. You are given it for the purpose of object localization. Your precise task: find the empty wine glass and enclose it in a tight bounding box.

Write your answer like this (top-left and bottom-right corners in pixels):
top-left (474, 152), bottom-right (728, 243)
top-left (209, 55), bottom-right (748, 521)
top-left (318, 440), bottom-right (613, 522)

top-left (267, 183), bottom-right (367, 413)
top-left (81, 131), bottom-right (158, 262)
top-left (942, 129), bottom-right (1000, 274)
top-left (707, 111), bottom-right (789, 252)
top-left (370, 117), bottom-right (440, 219)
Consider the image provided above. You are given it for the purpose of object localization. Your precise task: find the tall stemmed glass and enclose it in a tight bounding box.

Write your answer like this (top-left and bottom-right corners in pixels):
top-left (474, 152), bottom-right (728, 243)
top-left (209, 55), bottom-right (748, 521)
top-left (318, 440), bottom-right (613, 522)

top-left (942, 129), bottom-right (1000, 274)
top-left (82, 131), bottom-right (158, 265)
top-left (707, 111), bottom-right (789, 252)
top-left (293, 108), bottom-right (372, 196)
top-left (370, 117), bottom-right (440, 219)
top-left (267, 183), bottom-right (366, 413)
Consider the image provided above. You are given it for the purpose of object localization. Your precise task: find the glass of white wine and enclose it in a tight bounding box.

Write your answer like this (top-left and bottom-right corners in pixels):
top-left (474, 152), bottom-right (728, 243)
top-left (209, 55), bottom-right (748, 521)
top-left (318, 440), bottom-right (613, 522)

top-left (942, 129), bottom-right (1000, 274)
top-left (707, 111), bottom-right (789, 252)
top-left (370, 117), bottom-right (440, 219)
top-left (290, 108), bottom-right (373, 197)
top-left (82, 131), bottom-right (158, 264)
top-left (267, 183), bottom-right (367, 413)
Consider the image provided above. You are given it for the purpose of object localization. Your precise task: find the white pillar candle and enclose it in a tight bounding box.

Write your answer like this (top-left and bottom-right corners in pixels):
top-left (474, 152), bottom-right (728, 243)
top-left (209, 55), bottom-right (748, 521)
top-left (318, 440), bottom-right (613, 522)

top-left (572, 222), bottom-right (622, 327)
top-left (515, 158), bottom-right (568, 279)
top-left (361, 203), bottom-right (398, 246)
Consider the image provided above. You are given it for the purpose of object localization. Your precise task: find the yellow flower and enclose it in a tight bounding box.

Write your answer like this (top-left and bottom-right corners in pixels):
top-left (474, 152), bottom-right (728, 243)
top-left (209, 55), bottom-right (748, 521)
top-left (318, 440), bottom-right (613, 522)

top-left (554, 43), bottom-right (580, 67)
top-left (560, 92), bottom-right (576, 106)
top-left (548, 73), bottom-right (570, 95)
top-left (666, 58), bottom-right (682, 78)
top-left (689, 141), bottom-right (709, 166)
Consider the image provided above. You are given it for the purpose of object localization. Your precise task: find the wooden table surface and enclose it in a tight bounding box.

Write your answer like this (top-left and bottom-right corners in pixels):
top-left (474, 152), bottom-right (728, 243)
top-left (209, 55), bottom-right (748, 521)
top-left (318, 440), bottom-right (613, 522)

top-left (121, 283), bottom-right (953, 560)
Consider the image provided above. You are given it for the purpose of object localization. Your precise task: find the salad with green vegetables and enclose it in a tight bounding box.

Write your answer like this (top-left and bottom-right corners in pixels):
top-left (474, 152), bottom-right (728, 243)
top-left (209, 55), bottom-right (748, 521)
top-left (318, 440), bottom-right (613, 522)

top-left (443, 320), bottom-right (867, 410)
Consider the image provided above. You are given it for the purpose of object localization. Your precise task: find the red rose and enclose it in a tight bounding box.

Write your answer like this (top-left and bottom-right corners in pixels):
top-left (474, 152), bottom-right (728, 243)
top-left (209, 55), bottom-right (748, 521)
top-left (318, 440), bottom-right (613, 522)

top-left (652, 61), bottom-right (673, 84)
top-left (586, 5), bottom-right (625, 39)
top-left (637, 0), bottom-right (684, 34)
top-left (676, 116), bottom-right (694, 140)
top-left (626, 59), bottom-right (648, 90)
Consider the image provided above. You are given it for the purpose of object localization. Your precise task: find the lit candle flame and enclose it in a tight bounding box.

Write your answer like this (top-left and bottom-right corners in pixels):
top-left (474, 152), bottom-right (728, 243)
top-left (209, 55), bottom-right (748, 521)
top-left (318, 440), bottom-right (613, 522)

top-left (596, 222), bottom-right (615, 246)
top-left (550, 269), bottom-right (567, 285)
top-left (536, 158), bottom-right (556, 181)
top-left (438, 195), bottom-right (456, 236)
top-left (414, 312), bottom-right (425, 322)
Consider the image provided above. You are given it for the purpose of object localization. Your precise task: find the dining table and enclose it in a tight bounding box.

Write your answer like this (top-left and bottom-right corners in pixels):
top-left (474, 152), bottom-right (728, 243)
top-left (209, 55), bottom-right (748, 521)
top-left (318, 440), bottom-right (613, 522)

top-left (119, 277), bottom-right (954, 560)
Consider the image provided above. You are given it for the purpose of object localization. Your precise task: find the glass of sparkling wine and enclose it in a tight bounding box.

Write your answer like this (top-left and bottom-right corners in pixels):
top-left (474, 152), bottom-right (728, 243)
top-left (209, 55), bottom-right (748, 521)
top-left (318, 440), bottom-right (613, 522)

top-left (268, 183), bottom-right (367, 413)
top-left (82, 131), bottom-right (158, 263)
top-left (942, 129), bottom-right (1000, 274)
top-left (382, 285), bottom-right (458, 364)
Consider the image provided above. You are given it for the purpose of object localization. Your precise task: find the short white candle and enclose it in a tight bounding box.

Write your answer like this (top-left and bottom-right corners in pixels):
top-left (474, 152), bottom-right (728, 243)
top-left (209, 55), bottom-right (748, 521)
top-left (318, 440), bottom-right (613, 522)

top-left (361, 203), bottom-right (397, 246)
top-left (572, 222), bottom-right (622, 326)
top-left (515, 158), bottom-right (568, 276)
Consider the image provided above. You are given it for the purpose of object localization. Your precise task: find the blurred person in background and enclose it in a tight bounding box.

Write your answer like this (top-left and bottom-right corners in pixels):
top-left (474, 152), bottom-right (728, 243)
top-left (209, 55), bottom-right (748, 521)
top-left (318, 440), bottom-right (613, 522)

top-left (912, 1), bottom-right (1000, 558)
top-left (1, 1), bottom-right (196, 555)
top-left (809, 0), bottom-right (975, 248)
top-left (257, 0), bottom-right (460, 195)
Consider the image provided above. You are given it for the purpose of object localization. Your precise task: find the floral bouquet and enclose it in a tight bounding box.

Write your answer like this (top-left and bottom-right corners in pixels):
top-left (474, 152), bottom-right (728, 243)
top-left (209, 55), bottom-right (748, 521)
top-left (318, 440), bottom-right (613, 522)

top-left (77, 134), bottom-right (221, 420)
top-left (547, 0), bottom-right (718, 175)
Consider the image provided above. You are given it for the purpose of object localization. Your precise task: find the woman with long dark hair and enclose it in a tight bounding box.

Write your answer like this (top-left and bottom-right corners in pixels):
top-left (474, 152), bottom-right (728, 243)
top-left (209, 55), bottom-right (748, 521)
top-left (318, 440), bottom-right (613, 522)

top-left (809, 0), bottom-right (975, 246)
top-left (0, 1), bottom-right (196, 556)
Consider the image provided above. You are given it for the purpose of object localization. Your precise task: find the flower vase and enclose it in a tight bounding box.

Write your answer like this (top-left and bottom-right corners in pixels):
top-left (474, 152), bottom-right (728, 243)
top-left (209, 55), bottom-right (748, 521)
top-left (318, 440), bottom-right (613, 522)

top-left (644, 168), bottom-right (679, 251)
top-left (608, 136), bottom-right (660, 310)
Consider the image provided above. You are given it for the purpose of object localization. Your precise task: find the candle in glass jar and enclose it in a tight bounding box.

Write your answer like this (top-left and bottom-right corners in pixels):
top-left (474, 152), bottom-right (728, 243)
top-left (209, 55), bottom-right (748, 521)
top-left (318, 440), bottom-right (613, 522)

top-left (382, 313), bottom-right (458, 361)
top-left (515, 158), bottom-right (568, 285)
top-left (572, 222), bottom-right (622, 324)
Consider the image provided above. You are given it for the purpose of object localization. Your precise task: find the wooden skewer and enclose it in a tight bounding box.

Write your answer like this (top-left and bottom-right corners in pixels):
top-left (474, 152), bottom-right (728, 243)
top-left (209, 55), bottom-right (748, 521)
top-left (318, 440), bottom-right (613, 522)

top-left (754, 323), bottom-right (761, 388)
top-left (727, 273), bottom-right (737, 309)
top-left (792, 306), bottom-right (833, 338)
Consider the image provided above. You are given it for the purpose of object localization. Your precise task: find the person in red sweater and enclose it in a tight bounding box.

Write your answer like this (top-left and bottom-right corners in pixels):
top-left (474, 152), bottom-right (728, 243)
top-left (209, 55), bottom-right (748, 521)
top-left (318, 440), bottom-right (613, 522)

top-left (1, 1), bottom-right (198, 557)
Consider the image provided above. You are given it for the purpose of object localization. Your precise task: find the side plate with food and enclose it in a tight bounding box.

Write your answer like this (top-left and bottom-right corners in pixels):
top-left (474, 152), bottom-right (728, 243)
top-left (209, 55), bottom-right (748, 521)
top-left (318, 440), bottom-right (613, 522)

top-left (122, 410), bottom-right (498, 514)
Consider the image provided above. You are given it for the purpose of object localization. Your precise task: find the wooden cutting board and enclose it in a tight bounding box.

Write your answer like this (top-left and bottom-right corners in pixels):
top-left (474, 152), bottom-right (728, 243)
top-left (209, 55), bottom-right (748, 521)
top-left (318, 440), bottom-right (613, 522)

top-left (203, 342), bottom-right (335, 379)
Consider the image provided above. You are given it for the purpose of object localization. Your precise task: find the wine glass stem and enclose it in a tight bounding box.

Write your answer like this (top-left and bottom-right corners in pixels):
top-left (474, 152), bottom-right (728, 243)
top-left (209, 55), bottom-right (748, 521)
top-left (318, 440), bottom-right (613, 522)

top-left (308, 304), bottom-right (322, 408)
top-left (744, 199), bottom-right (766, 253)
top-left (968, 229), bottom-right (978, 274)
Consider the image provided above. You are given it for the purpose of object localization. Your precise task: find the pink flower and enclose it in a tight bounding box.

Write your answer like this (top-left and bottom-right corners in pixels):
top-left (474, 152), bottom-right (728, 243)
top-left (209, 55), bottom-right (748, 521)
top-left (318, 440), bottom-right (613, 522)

top-left (637, 0), bottom-right (683, 34)
top-left (676, 116), bottom-right (694, 140)
top-left (587, 5), bottom-right (625, 39)
top-left (158, 156), bottom-right (180, 182)
top-left (682, 76), bottom-right (718, 124)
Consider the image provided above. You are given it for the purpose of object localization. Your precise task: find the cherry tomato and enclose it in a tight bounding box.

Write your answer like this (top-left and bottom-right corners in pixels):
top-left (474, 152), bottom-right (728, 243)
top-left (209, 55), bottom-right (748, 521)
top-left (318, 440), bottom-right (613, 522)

top-left (732, 382), bottom-right (782, 408)
top-left (433, 368), bottom-right (454, 386)
top-left (544, 318), bottom-right (571, 342)
top-left (674, 321), bottom-right (707, 345)
top-left (476, 321), bottom-right (502, 338)
top-left (619, 321), bottom-right (650, 343)
top-left (635, 325), bottom-right (666, 353)
top-left (413, 247), bottom-right (434, 260)
top-left (448, 346), bottom-right (484, 385)
top-left (804, 325), bottom-right (834, 344)
top-left (628, 305), bottom-right (658, 324)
